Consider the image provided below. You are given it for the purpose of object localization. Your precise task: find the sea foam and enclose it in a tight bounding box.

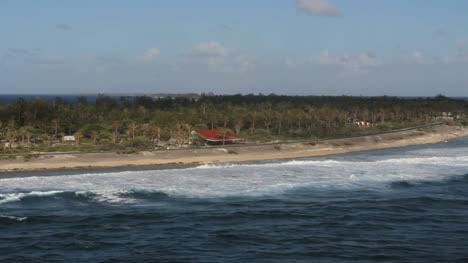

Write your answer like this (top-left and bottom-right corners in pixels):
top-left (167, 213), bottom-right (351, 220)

top-left (0, 144), bottom-right (467, 201)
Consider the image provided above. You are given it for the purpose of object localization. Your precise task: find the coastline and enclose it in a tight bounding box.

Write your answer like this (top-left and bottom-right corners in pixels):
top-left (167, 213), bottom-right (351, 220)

top-left (1, 125), bottom-right (467, 173)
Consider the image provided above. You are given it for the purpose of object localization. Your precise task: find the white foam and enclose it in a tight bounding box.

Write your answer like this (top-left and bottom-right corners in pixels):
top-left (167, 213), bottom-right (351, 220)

top-left (0, 145), bottom-right (467, 201)
top-left (0, 215), bottom-right (28, 221)
top-left (0, 191), bottom-right (64, 204)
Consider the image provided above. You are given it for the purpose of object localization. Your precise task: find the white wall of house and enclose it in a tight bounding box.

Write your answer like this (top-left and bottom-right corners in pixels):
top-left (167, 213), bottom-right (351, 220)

top-left (63, 136), bottom-right (76, 141)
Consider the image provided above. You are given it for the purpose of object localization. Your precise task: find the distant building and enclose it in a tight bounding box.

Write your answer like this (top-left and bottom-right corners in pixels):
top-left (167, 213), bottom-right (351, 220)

top-left (3, 142), bottom-right (18, 148)
top-left (62, 136), bottom-right (76, 141)
top-left (438, 112), bottom-right (462, 121)
top-left (355, 121), bottom-right (372, 128)
top-left (193, 129), bottom-right (245, 144)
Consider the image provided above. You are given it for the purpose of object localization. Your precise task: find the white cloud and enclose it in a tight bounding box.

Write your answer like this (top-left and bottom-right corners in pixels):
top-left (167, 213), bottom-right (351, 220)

top-left (185, 42), bottom-right (254, 73)
top-left (309, 50), bottom-right (381, 76)
top-left (235, 56), bottom-right (256, 72)
top-left (285, 57), bottom-right (298, 68)
top-left (411, 51), bottom-right (424, 64)
top-left (192, 41), bottom-right (229, 57)
top-left (135, 48), bottom-right (160, 63)
top-left (297, 0), bottom-right (341, 17)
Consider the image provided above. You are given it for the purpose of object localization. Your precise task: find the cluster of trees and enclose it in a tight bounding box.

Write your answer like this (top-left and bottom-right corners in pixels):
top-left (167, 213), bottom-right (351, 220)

top-left (0, 94), bottom-right (466, 151)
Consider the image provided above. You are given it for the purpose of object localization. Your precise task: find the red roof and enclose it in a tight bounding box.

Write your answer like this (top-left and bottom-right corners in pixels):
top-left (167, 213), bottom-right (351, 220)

top-left (195, 129), bottom-right (236, 139)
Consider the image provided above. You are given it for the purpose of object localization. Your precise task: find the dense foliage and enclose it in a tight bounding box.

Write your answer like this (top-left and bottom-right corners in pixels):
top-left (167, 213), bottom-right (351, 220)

top-left (0, 94), bottom-right (466, 153)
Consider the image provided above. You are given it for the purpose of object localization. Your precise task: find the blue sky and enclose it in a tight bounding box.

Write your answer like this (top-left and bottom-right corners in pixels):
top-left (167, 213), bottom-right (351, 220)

top-left (1, 0), bottom-right (468, 95)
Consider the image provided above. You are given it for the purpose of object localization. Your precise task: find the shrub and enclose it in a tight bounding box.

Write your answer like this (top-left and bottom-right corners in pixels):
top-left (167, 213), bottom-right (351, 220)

top-left (98, 142), bottom-right (125, 151)
top-left (23, 154), bottom-right (39, 162)
top-left (117, 147), bottom-right (137, 154)
top-left (126, 136), bottom-right (151, 148)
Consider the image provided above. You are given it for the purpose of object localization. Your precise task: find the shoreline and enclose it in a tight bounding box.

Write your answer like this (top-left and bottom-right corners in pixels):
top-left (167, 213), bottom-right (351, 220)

top-left (1, 124), bottom-right (467, 173)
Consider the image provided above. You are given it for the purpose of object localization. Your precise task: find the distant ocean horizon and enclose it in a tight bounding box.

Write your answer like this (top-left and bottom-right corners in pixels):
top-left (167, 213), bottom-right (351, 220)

top-left (0, 94), bottom-right (467, 104)
top-left (0, 94), bottom-right (146, 104)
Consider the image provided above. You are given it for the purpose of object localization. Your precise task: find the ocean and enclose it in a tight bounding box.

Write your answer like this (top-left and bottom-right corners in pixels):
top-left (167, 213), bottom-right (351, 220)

top-left (0, 94), bottom-right (467, 104)
top-left (0, 94), bottom-right (145, 104)
top-left (1, 138), bottom-right (468, 262)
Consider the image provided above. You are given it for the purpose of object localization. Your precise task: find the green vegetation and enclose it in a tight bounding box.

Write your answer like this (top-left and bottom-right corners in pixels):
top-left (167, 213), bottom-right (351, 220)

top-left (0, 94), bottom-right (466, 155)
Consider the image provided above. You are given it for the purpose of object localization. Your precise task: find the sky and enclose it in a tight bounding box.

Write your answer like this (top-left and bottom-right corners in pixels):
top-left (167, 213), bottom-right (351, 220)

top-left (1, 0), bottom-right (468, 96)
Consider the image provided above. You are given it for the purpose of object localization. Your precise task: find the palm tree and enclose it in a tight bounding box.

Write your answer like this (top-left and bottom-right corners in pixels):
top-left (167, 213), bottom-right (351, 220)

top-left (217, 127), bottom-right (232, 146)
top-left (74, 131), bottom-right (83, 145)
top-left (51, 119), bottom-right (60, 138)
top-left (234, 119), bottom-right (243, 135)
top-left (179, 122), bottom-right (192, 144)
top-left (91, 131), bottom-right (100, 145)
top-left (59, 132), bottom-right (66, 142)
top-left (5, 131), bottom-right (16, 150)
top-left (41, 133), bottom-right (51, 146)
top-left (147, 125), bottom-right (161, 145)
top-left (25, 132), bottom-right (32, 145)
top-left (110, 132), bottom-right (119, 144)
top-left (127, 123), bottom-right (138, 140)
top-left (18, 127), bottom-right (27, 144)
top-left (112, 121), bottom-right (121, 135)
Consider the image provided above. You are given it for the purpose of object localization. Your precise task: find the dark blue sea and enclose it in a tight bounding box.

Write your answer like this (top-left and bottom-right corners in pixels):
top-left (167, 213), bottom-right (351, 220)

top-left (0, 94), bottom-right (145, 104)
top-left (0, 95), bottom-right (467, 104)
top-left (1, 138), bottom-right (468, 262)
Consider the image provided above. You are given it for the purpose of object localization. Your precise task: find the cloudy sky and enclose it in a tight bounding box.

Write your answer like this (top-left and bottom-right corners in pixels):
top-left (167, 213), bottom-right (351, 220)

top-left (1, 0), bottom-right (468, 96)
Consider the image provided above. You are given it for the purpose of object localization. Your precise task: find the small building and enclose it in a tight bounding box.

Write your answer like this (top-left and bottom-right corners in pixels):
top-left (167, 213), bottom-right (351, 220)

top-left (62, 136), bottom-right (76, 142)
top-left (439, 112), bottom-right (464, 121)
top-left (3, 142), bottom-right (18, 148)
top-left (194, 129), bottom-right (245, 144)
top-left (355, 121), bottom-right (372, 128)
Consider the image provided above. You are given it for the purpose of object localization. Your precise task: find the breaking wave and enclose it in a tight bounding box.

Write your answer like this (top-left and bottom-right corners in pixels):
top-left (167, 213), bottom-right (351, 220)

top-left (0, 191), bottom-right (64, 204)
top-left (0, 142), bottom-right (467, 202)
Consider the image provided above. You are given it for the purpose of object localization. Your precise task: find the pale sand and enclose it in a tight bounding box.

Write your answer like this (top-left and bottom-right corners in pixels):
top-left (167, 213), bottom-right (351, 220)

top-left (1, 125), bottom-right (467, 172)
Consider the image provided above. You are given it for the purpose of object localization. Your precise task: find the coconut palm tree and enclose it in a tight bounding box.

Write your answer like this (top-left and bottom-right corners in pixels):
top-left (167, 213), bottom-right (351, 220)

top-left (41, 133), bottom-right (51, 146)
top-left (112, 121), bottom-right (121, 135)
top-left (51, 119), bottom-right (60, 138)
top-left (59, 132), bottom-right (66, 142)
top-left (18, 127), bottom-right (27, 144)
top-left (91, 131), bottom-right (100, 145)
top-left (217, 127), bottom-right (232, 146)
top-left (110, 132), bottom-right (119, 144)
top-left (5, 131), bottom-right (16, 150)
top-left (147, 125), bottom-right (161, 145)
top-left (74, 131), bottom-right (83, 145)
top-left (127, 123), bottom-right (138, 140)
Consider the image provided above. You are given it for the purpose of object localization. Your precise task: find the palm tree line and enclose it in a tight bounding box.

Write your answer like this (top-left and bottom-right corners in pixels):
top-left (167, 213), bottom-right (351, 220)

top-left (0, 94), bottom-right (466, 151)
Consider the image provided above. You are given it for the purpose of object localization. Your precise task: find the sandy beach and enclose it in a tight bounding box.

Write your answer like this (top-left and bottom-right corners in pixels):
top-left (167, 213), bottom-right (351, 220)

top-left (1, 124), bottom-right (467, 172)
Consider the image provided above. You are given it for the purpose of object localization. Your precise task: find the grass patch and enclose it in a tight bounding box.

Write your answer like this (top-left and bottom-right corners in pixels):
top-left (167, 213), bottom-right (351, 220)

top-left (0, 156), bottom-right (17, 161)
top-left (273, 145), bottom-right (281, 151)
top-left (227, 150), bottom-right (239, 154)
top-left (117, 148), bottom-right (138, 154)
top-left (23, 154), bottom-right (39, 162)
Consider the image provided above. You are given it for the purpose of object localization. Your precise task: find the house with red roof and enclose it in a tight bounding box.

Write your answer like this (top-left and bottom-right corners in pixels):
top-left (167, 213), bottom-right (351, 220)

top-left (193, 129), bottom-right (245, 145)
